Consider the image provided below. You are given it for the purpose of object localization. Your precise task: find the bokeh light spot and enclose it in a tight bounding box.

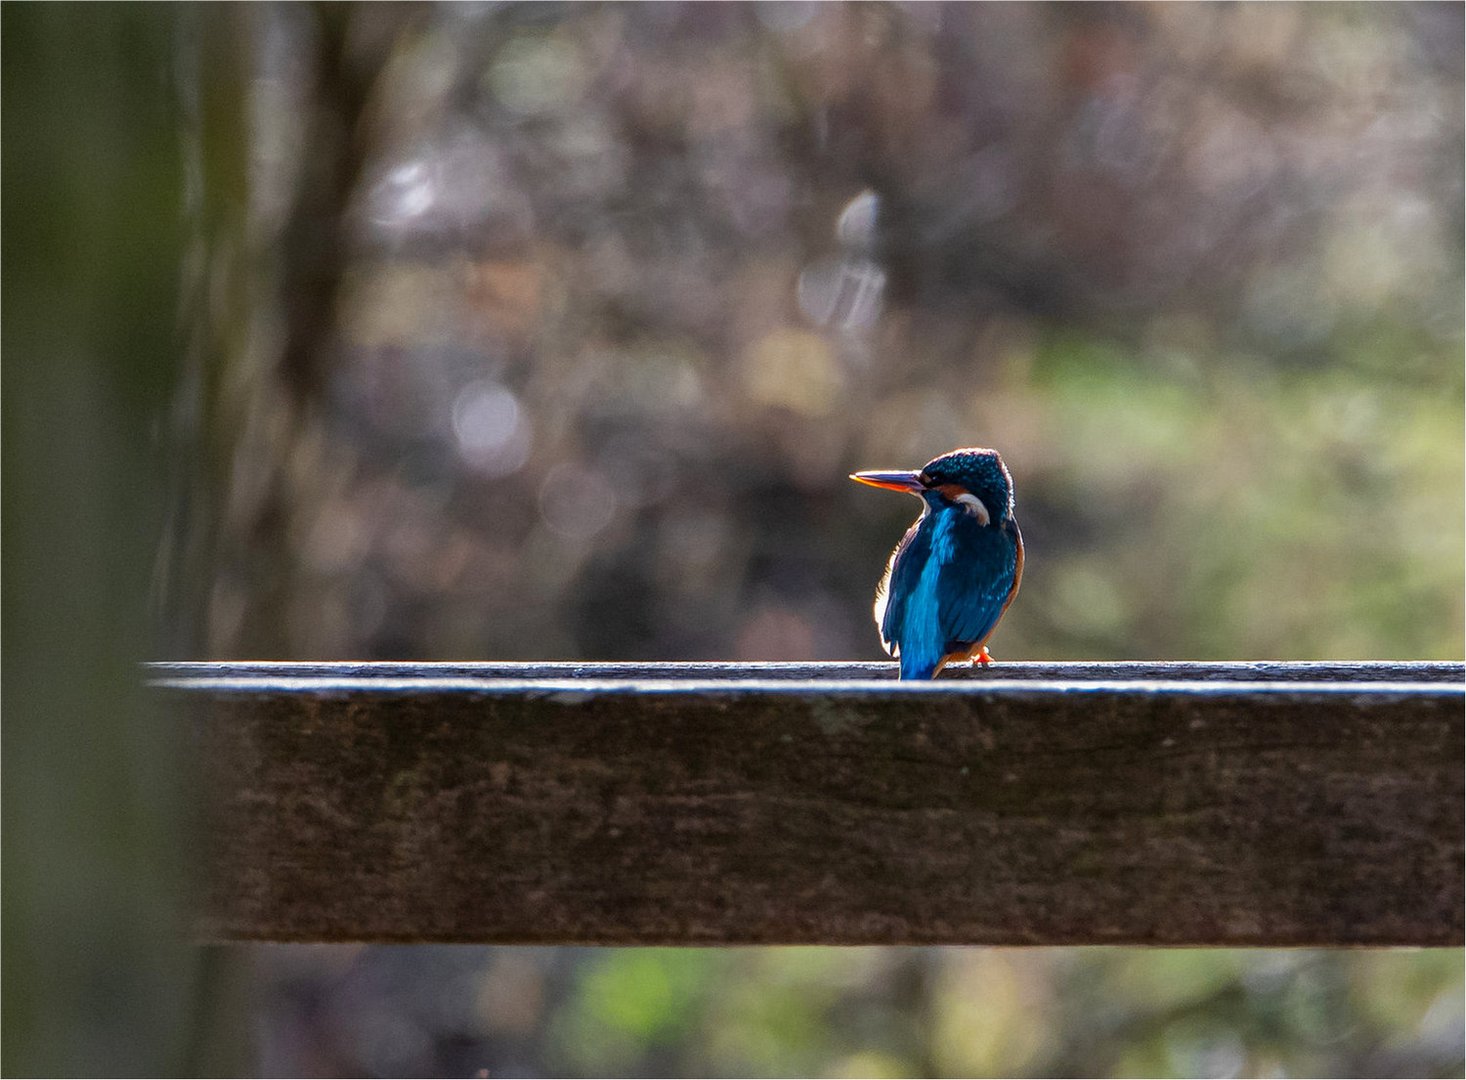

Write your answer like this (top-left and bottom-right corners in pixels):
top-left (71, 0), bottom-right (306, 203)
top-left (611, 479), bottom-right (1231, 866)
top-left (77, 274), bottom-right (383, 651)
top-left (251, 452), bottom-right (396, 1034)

top-left (452, 379), bottom-right (532, 476)
top-left (797, 256), bottom-right (885, 331)
top-left (487, 37), bottom-right (588, 117)
top-left (741, 328), bottom-right (843, 416)
top-left (835, 189), bottom-right (880, 251)
top-left (368, 161), bottom-right (438, 226)
top-left (539, 463), bottom-right (618, 540)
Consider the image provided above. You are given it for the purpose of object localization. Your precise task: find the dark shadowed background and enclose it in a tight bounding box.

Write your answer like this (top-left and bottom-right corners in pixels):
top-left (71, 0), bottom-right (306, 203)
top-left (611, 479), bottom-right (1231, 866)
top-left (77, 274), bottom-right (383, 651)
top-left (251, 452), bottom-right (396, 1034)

top-left (3, 2), bottom-right (1462, 1077)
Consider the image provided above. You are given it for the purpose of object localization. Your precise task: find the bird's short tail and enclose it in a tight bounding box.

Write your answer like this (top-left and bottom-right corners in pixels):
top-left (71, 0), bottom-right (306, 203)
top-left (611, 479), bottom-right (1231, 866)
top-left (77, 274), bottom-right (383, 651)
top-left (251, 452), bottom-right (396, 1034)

top-left (898, 651), bottom-right (942, 681)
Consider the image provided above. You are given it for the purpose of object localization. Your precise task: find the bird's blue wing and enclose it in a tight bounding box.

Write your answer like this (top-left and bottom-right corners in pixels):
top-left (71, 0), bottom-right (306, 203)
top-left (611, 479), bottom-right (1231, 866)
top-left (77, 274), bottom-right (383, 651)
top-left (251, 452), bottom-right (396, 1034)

top-left (878, 509), bottom-right (1021, 679)
top-left (937, 518), bottom-right (1020, 654)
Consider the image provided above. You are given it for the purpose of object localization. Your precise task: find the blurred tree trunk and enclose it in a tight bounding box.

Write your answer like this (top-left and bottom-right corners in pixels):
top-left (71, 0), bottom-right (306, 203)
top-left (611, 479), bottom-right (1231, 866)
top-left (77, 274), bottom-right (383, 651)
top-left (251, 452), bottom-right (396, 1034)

top-left (170, 2), bottom-right (414, 660)
top-left (2, 5), bottom-right (244, 1075)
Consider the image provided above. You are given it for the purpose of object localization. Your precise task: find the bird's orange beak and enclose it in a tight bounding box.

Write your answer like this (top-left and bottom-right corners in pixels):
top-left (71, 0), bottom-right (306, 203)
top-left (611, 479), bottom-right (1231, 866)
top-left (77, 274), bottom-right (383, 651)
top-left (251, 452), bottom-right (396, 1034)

top-left (850, 470), bottom-right (925, 493)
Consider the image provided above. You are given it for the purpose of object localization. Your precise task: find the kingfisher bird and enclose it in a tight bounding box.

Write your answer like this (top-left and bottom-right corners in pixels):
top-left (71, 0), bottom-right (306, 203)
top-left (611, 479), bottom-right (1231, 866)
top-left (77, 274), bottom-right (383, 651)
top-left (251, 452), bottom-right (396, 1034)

top-left (851, 447), bottom-right (1024, 680)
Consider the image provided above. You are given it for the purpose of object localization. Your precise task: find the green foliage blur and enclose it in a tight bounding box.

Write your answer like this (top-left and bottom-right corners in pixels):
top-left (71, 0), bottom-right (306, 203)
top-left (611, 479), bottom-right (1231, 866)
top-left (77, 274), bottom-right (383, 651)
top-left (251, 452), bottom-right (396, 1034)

top-left (4, 2), bottom-right (1462, 1077)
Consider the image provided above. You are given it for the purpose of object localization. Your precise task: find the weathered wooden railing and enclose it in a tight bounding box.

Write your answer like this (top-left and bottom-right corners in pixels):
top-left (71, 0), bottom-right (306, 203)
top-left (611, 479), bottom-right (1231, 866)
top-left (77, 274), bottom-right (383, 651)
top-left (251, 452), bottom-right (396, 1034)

top-left (149, 661), bottom-right (1464, 947)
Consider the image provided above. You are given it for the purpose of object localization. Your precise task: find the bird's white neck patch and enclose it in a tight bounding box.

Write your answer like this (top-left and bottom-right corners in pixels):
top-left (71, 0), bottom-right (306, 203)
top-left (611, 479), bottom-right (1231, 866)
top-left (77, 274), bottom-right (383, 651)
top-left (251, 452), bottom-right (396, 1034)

top-left (953, 492), bottom-right (991, 526)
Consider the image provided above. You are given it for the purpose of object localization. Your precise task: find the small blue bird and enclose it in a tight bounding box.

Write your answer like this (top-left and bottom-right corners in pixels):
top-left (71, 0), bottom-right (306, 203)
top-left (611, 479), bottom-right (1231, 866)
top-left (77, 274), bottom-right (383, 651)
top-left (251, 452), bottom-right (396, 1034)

top-left (851, 447), bottom-right (1024, 679)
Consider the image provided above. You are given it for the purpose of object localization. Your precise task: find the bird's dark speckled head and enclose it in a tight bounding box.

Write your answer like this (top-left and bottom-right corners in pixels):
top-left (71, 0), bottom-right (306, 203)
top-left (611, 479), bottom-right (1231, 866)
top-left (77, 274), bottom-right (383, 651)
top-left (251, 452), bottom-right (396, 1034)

top-left (919, 448), bottom-right (1014, 523)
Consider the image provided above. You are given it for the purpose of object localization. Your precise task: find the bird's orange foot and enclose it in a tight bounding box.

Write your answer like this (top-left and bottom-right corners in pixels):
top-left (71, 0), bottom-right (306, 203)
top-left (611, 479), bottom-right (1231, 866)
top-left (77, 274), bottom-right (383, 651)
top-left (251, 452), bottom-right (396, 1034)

top-left (976, 647), bottom-right (993, 667)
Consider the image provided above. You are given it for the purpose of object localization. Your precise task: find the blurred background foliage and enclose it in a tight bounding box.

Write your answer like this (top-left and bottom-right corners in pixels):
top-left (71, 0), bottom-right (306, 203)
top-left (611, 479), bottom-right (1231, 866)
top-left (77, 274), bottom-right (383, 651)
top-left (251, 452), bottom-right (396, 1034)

top-left (3, 1), bottom-right (1462, 1077)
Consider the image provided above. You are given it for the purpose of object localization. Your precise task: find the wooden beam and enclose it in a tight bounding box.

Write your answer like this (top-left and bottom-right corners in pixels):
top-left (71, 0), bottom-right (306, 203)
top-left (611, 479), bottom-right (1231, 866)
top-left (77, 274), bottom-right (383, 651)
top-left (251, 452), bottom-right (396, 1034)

top-left (151, 662), bottom-right (1464, 946)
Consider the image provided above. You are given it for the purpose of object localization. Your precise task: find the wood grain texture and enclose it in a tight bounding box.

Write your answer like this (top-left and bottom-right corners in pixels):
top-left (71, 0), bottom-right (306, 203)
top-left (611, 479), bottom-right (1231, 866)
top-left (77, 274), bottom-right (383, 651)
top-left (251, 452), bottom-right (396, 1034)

top-left (151, 662), bottom-right (1464, 946)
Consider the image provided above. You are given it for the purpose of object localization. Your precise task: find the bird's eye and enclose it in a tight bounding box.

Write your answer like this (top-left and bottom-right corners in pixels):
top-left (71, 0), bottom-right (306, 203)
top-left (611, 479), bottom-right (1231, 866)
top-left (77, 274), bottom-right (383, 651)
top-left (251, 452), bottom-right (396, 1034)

top-left (953, 492), bottom-right (991, 526)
